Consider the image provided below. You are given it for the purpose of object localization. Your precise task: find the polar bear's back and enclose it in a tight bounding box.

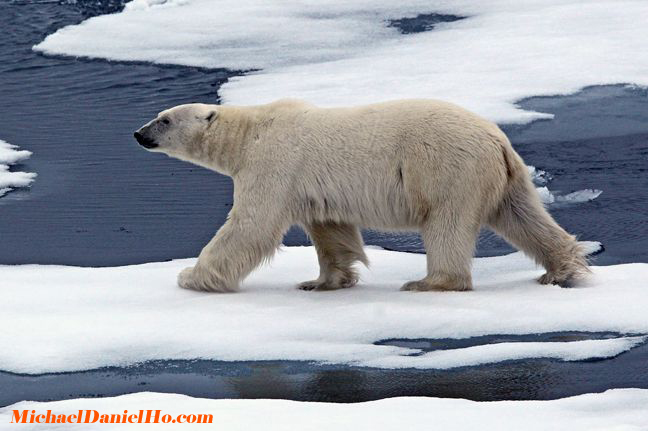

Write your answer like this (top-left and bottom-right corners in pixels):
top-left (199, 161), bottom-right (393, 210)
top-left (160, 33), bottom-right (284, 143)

top-left (261, 99), bottom-right (510, 170)
top-left (245, 99), bottom-right (517, 229)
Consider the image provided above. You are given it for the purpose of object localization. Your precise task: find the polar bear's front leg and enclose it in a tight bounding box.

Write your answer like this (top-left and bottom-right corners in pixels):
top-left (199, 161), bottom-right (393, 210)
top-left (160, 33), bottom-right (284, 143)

top-left (178, 264), bottom-right (233, 292)
top-left (178, 210), bottom-right (288, 293)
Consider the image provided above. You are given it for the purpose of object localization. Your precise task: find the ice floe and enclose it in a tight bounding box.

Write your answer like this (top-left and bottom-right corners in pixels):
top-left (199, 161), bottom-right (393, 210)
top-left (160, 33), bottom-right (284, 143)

top-left (0, 139), bottom-right (36, 198)
top-left (527, 166), bottom-right (601, 206)
top-left (2, 389), bottom-right (648, 430)
top-left (1, 245), bottom-right (646, 375)
top-left (537, 187), bottom-right (603, 205)
top-left (34, 0), bottom-right (648, 123)
top-left (360, 336), bottom-right (645, 369)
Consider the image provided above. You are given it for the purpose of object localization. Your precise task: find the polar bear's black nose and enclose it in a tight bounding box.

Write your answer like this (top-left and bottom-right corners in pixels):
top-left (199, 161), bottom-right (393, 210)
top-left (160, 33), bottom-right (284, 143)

top-left (134, 132), bottom-right (158, 149)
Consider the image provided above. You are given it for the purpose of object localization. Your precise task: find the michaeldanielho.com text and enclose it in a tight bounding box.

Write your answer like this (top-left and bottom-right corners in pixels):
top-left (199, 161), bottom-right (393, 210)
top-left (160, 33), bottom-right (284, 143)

top-left (11, 409), bottom-right (214, 424)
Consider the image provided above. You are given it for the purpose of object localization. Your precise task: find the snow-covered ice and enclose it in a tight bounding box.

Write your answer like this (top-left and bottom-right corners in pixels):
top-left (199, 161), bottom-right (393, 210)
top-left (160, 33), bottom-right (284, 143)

top-left (2, 389), bottom-right (648, 430)
top-left (556, 189), bottom-right (603, 204)
top-left (34, 0), bottom-right (648, 123)
top-left (0, 139), bottom-right (36, 197)
top-left (361, 336), bottom-right (646, 369)
top-left (527, 166), bottom-right (551, 186)
top-left (535, 187), bottom-right (602, 206)
top-left (527, 166), bottom-right (601, 205)
top-left (1, 246), bottom-right (647, 375)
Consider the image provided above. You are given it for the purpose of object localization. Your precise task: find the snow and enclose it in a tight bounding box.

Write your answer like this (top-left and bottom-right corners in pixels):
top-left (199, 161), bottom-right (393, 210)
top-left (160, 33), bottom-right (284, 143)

top-left (0, 139), bottom-right (36, 197)
top-left (1, 245), bottom-right (647, 375)
top-left (34, 0), bottom-right (648, 123)
top-left (2, 389), bottom-right (648, 430)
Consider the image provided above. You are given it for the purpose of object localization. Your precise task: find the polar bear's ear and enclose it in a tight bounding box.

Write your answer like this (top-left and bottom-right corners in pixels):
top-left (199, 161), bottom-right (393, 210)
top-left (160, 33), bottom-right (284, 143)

top-left (205, 111), bottom-right (218, 122)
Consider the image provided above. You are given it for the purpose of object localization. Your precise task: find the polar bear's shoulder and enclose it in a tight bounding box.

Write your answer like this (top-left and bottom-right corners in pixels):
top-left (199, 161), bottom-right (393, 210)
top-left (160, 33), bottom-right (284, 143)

top-left (262, 98), bottom-right (314, 111)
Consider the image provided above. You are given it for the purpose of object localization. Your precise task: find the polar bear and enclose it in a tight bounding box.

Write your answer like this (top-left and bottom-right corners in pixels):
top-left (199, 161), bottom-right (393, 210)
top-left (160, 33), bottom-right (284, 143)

top-left (134, 99), bottom-right (588, 293)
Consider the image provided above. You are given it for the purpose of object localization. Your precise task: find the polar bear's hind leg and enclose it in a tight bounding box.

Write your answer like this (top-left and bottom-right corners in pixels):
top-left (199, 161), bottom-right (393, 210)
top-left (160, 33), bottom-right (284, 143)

top-left (298, 221), bottom-right (368, 291)
top-left (487, 165), bottom-right (590, 287)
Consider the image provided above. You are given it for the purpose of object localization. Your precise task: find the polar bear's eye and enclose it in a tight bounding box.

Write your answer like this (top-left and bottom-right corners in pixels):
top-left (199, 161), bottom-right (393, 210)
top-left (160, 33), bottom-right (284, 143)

top-left (161, 118), bottom-right (170, 125)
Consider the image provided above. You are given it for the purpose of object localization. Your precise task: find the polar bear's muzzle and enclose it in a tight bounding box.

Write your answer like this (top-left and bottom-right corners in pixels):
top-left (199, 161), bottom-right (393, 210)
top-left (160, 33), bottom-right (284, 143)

top-left (134, 130), bottom-right (158, 149)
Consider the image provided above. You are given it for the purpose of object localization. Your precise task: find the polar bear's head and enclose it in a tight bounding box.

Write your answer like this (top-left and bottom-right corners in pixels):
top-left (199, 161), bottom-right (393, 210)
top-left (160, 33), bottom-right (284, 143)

top-left (134, 103), bottom-right (217, 158)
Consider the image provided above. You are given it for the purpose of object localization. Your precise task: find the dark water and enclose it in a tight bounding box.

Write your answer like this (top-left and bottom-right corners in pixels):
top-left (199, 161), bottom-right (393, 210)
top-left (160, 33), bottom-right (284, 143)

top-left (388, 12), bottom-right (465, 34)
top-left (502, 86), bottom-right (648, 265)
top-left (1, 0), bottom-right (647, 266)
top-left (2, 332), bottom-right (647, 407)
top-left (0, 0), bottom-right (238, 265)
top-left (1, 0), bottom-right (648, 408)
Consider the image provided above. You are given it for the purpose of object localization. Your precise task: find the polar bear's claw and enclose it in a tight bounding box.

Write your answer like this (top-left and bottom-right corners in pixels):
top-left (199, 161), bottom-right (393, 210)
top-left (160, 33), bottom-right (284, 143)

top-left (297, 277), bottom-right (357, 291)
top-left (297, 280), bottom-right (321, 291)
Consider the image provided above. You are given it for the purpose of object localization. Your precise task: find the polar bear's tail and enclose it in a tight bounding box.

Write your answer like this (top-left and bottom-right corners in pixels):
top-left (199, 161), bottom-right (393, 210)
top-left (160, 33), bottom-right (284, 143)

top-left (487, 145), bottom-right (590, 287)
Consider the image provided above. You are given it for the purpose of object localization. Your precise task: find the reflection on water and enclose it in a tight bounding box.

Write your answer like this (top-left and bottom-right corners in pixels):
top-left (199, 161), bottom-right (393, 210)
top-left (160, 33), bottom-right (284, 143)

top-left (2, 333), bottom-right (647, 407)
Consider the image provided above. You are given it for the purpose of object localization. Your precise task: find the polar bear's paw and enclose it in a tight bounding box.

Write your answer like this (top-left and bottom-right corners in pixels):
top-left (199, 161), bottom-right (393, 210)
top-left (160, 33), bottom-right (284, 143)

top-left (401, 276), bottom-right (472, 292)
top-left (177, 266), bottom-right (236, 293)
top-left (297, 280), bottom-right (340, 291)
top-left (297, 280), bottom-right (326, 291)
top-left (297, 280), bottom-right (355, 291)
top-left (538, 271), bottom-right (578, 288)
top-left (297, 274), bottom-right (359, 291)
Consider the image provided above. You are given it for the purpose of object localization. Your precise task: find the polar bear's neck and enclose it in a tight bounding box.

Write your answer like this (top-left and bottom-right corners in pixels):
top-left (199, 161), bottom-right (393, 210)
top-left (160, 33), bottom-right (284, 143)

top-left (193, 106), bottom-right (260, 177)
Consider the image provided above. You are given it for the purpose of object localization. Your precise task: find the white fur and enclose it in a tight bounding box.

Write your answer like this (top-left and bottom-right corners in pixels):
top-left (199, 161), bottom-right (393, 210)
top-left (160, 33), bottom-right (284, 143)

top-left (135, 99), bottom-right (588, 292)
